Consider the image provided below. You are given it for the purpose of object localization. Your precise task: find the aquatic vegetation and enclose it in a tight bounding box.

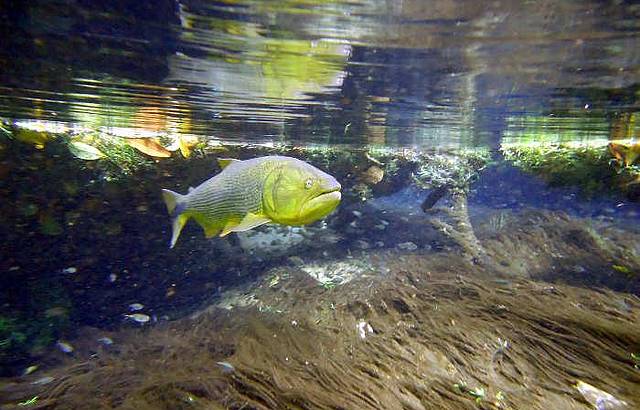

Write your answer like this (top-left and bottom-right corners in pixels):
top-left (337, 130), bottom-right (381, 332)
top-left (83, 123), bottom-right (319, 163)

top-left (0, 317), bottom-right (27, 352)
top-left (453, 381), bottom-right (486, 404)
top-left (612, 265), bottom-right (632, 275)
top-left (501, 143), bottom-right (640, 198)
top-left (17, 396), bottom-right (38, 406)
top-left (412, 148), bottom-right (492, 194)
top-left (90, 134), bottom-right (154, 178)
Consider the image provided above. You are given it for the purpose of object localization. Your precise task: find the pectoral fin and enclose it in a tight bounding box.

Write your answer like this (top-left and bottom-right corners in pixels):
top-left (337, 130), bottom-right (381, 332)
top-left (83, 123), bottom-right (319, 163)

top-left (220, 213), bottom-right (271, 237)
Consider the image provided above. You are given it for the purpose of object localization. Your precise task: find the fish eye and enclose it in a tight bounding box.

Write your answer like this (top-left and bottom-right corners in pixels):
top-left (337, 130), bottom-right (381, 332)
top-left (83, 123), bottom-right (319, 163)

top-left (305, 178), bottom-right (314, 189)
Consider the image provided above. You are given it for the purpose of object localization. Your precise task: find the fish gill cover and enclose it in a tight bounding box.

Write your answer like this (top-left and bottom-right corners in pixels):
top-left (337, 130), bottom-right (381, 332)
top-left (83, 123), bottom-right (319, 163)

top-left (1, 0), bottom-right (640, 409)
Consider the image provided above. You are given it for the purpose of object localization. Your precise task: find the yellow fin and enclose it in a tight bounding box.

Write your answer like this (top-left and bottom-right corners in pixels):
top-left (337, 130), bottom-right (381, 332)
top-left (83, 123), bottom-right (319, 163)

top-left (217, 158), bottom-right (241, 169)
top-left (169, 213), bottom-right (189, 249)
top-left (220, 213), bottom-right (271, 237)
top-left (192, 214), bottom-right (222, 238)
top-left (203, 224), bottom-right (221, 238)
top-left (162, 189), bottom-right (189, 248)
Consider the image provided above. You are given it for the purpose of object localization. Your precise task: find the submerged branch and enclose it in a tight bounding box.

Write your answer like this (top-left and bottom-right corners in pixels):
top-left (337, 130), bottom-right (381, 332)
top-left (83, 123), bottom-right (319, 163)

top-left (429, 191), bottom-right (486, 263)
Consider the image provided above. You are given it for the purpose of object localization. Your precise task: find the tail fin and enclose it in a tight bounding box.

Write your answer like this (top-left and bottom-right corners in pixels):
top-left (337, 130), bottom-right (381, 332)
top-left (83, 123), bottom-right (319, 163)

top-left (161, 189), bottom-right (188, 249)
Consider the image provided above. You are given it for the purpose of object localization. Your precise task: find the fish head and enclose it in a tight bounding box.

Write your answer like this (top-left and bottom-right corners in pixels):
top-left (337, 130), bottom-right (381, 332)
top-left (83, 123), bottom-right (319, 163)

top-left (264, 158), bottom-right (341, 225)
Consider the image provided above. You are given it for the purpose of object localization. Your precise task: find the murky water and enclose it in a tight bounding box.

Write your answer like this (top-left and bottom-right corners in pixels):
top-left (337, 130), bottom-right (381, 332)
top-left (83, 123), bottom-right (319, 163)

top-left (1, 1), bottom-right (640, 409)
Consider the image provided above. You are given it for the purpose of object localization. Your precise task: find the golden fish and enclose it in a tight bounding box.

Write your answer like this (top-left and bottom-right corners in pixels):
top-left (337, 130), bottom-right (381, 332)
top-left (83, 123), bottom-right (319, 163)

top-left (161, 156), bottom-right (341, 248)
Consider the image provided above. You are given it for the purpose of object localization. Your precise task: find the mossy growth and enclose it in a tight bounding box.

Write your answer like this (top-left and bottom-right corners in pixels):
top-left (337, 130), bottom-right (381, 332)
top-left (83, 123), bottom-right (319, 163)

top-left (94, 136), bottom-right (154, 179)
top-left (501, 144), bottom-right (640, 197)
top-left (412, 148), bottom-right (492, 194)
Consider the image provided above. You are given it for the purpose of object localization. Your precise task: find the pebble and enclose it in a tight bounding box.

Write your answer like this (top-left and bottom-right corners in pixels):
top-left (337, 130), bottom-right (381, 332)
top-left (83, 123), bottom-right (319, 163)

top-left (97, 337), bottom-right (114, 346)
top-left (356, 321), bottom-right (374, 340)
top-left (56, 340), bottom-right (74, 353)
top-left (216, 361), bottom-right (235, 373)
top-left (124, 313), bottom-right (150, 323)
top-left (397, 242), bottom-right (418, 251)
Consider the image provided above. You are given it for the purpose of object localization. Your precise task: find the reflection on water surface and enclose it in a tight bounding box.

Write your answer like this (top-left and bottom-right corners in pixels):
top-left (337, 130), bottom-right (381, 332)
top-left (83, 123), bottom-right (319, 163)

top-left (0, 0), bottom-right (638, 147)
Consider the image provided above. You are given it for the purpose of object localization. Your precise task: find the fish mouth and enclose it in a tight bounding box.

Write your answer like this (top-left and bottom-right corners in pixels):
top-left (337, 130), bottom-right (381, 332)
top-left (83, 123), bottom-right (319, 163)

top-left (316, 182), bottom-right (342, 202)
top-left (315, 189), bottom-right (341, 203)
top-left (299, 186), bottom-right (341, 223)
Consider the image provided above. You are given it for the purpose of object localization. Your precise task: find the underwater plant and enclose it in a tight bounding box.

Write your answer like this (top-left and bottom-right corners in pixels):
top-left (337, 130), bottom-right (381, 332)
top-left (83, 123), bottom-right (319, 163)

top-left (501, 143), bottom-right (640, 198)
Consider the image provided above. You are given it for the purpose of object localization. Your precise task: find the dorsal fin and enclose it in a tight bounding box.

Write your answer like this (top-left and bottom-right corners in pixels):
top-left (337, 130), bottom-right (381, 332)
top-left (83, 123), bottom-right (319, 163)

top-left (217, 158), bottom-right (241, 169)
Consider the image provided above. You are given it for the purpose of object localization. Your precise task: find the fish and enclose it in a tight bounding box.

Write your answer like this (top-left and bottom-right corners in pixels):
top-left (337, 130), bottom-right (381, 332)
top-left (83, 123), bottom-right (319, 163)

top-left (128, 303), bottom-right (144, 311)
top-left (161, 156), bottom-right (342, 248)
top-left (609, 142), bottom-right (640, 167)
